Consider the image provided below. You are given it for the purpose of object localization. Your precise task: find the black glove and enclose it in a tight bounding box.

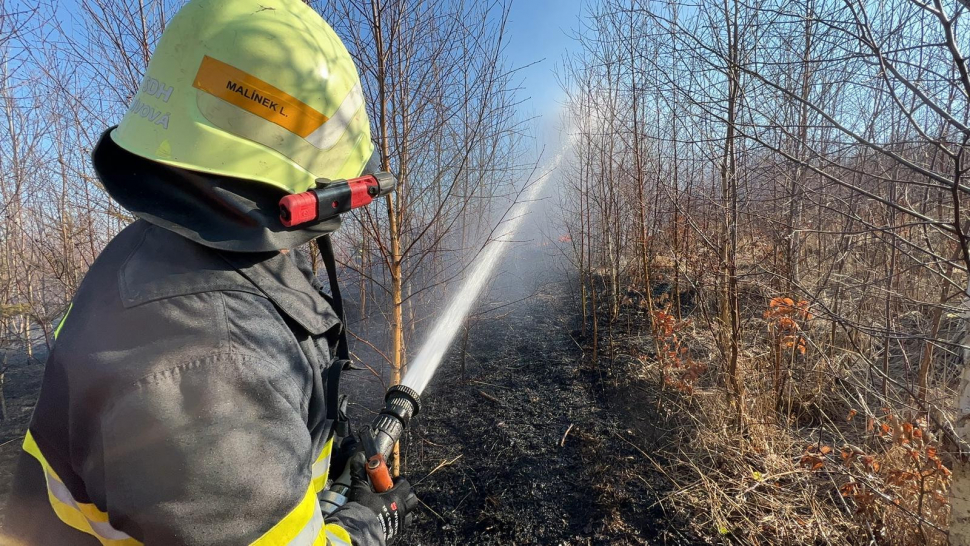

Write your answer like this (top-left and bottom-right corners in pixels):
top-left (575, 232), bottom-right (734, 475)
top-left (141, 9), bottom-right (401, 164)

top-left (347, 454), bottom-right (418, 542)
top-left (329, 434), bottom-right (358, 482)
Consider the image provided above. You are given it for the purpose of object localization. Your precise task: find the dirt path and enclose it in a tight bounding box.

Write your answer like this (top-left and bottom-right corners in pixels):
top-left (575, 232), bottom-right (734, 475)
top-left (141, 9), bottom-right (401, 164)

top-left (396, 278), bottom-right (692, 545)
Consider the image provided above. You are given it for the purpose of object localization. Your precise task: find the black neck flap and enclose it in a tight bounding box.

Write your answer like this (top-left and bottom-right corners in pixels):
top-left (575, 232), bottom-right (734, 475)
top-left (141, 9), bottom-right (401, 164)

top-left (92, 129), bottom-right (340, 253)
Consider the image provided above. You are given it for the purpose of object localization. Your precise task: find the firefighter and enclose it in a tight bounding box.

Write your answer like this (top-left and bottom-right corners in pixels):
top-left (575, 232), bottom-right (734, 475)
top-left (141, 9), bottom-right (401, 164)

top-left (2, 0), bottom-right (417, 544)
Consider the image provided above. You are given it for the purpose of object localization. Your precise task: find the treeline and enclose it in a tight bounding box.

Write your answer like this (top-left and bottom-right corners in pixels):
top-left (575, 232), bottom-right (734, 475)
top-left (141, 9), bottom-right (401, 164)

top-left (560, 0), bottom-right (970, 543)
top-left (0, 0), bottom-right (529, 427)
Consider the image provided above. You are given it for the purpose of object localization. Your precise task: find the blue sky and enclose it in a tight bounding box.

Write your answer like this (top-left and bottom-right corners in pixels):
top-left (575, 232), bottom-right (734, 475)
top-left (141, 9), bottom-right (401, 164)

top-left (503, 0), bottom-right (587, 144)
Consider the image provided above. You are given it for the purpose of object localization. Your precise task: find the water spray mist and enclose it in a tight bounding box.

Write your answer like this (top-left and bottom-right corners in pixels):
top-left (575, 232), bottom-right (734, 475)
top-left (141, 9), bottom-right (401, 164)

top-left (357, 146), bottom-right (569, 493)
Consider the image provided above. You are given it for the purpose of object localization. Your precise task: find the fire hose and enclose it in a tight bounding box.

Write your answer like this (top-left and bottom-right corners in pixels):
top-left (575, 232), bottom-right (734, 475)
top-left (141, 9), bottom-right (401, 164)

top-left (320, 383), bottom-right (421, 515)
top-left (279, 173), bottom-right (419, 503)
top-left (281, 167), bottom-right (530, 510)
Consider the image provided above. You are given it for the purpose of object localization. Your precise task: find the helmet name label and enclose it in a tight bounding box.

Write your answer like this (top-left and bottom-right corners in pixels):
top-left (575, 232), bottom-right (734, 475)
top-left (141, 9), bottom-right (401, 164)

top-left (192, 55), bottom-right (329, 138)
top-left (226, 81), bottom-right (280, 113)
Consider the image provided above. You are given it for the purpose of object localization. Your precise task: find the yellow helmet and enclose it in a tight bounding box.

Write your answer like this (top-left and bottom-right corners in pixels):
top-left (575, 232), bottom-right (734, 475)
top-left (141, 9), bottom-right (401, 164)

top-left (111, 0), bottom-right (373, 194)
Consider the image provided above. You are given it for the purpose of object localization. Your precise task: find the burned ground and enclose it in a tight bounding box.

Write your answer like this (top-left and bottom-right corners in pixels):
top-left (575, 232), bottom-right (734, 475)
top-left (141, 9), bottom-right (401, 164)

top-left (0, 349), bottom-right (46, 503)
top-left (393, 278), bottom-right (696, 545)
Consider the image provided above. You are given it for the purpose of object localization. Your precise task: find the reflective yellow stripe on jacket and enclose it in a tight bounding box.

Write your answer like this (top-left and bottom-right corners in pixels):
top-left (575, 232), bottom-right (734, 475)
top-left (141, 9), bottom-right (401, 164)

top-left (23, 431), bottom-right (138, 546)
top-left (53, 303), bottom-right (72, 340)
top-left (312, 436), bottom-right (334, 492)
top-left (23, 433), bottom-right (351, 545)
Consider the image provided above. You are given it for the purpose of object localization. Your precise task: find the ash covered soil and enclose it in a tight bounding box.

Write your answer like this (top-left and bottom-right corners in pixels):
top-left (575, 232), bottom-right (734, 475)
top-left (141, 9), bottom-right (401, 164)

top-left (0, 349), bottom-right (46, 502)
top-left (391, 276), bottom-right (694, 545)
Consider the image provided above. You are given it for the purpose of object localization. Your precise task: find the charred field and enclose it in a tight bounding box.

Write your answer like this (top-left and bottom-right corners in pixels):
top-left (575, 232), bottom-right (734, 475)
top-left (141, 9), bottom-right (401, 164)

top-left (394, 277), bottom-right (697, 545)
top-left (0, 349), bottom-right (46, 503)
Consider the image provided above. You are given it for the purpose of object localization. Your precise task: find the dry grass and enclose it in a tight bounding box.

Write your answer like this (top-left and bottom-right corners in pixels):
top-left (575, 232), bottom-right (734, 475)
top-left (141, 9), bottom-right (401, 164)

top-left (606, 278), bottom-right (956, 545)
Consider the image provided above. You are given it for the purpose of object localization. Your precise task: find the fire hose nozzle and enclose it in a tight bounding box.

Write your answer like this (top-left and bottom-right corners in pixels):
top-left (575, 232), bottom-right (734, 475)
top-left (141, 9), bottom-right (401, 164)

top-left (361, 385), bottom-right (420, 492)
top-left (279, 171), bottom-right (397, 227)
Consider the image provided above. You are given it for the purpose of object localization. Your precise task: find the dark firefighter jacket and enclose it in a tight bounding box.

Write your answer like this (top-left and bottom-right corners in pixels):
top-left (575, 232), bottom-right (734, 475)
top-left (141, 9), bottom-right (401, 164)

top-left (2, 220), bottom-right (384, 546)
